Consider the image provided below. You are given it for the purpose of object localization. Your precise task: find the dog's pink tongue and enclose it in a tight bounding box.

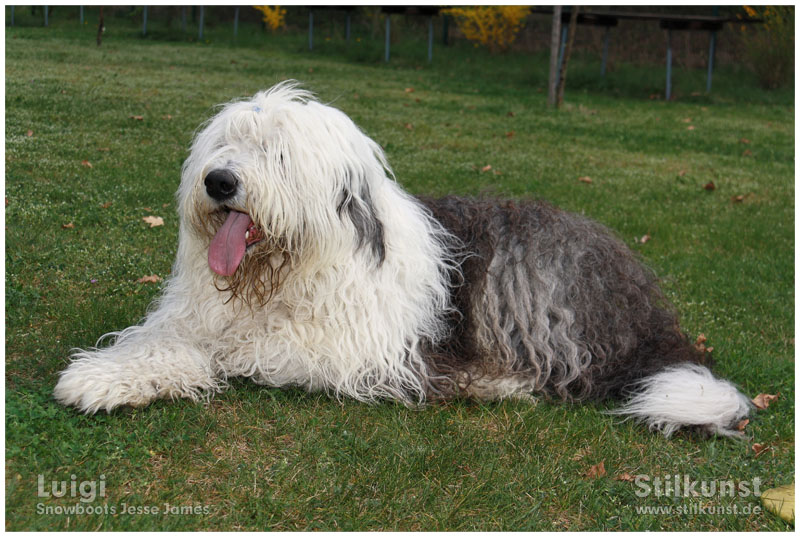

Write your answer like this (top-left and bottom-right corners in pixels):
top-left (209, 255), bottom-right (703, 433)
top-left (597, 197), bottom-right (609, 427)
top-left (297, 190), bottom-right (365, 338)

top-left (208, 211), bottom-right (252, 276)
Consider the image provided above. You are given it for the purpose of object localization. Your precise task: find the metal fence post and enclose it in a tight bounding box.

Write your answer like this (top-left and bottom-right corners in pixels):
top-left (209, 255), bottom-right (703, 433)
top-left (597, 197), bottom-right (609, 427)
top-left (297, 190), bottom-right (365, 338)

top-left (665, 29), bottom-right (673, 100)
top-left (308, 10), bottom-right (313, 50)
top-left (385, 14), bottom-right (391, 62)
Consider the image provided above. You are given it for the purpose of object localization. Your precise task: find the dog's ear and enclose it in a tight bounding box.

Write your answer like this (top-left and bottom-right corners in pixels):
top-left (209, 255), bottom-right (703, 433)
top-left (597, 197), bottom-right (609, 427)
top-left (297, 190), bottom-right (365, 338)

top-left (336, 172), bottom-right (385, 267)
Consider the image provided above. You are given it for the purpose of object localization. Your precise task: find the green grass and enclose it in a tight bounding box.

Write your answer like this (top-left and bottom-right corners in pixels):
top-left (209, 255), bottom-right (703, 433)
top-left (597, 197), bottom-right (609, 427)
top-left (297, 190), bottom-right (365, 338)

top-left (5, 10), bottom-right (794, 531)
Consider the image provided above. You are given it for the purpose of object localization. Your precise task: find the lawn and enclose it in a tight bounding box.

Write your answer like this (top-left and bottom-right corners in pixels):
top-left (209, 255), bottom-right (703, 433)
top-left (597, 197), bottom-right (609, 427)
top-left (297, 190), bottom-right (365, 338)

top-left (5, 9), bottom-right (794, 531)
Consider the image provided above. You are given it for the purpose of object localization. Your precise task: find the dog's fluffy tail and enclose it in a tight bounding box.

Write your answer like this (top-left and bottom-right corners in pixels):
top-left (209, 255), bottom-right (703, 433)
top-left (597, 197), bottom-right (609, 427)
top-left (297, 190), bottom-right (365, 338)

top-left (610, 363), bottom-right (752, 437)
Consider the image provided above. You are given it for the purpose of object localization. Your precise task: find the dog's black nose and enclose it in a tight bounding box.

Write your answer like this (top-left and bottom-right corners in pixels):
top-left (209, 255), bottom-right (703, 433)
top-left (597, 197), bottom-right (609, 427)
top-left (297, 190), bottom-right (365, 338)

top-left (204, 169), bottom-right (239, 201)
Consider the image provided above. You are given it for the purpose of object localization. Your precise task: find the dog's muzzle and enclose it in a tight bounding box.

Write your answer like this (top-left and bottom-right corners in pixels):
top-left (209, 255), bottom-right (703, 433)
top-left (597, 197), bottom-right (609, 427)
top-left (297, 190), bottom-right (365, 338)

top-left (205, 169), bottom-right (239, 201)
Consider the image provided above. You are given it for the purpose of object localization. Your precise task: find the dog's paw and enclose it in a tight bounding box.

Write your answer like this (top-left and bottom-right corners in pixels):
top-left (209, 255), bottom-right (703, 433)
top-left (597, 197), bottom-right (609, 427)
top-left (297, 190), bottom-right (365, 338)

top-left (54, 358), bottom-right (158, 414)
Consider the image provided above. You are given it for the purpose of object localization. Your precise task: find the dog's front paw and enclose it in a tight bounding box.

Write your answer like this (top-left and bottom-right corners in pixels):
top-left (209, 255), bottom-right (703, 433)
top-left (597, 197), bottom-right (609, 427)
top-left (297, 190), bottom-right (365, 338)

top-left (54, 358), bottom-right (158, 414)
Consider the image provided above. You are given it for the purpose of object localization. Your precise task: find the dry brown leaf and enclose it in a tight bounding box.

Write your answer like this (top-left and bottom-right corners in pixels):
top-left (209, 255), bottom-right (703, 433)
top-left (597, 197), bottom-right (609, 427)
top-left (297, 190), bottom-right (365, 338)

top-left (129, 115), bottom-right (144, 121)
top-left (163, 114), bottom-right (173, 120)
top-left (101, 201), bottom-right (113, 209)
top-left (640, 234), bottom-right (651, 244)
top-left (682, 117), bottom-right (692, 123)
top-left (26, 130), bottom-right (33, 137)
top-left (703, 181), bottom-right (716, 191)
top-left (404, 123), bottom-right (413, 130)
top-left (136, 275), bottom-right (162, 284)
top-left (739, 138), bottom-right (751, 144)
top-left (678, 170), bottom-right (688, 177)
top-left (98, 147), bottom-right (110, 152)
top-left (584, 461), bottom-right (606, 479)
top-left (615, 472), bottom-right (636, 482)
top-left (404, 87), bottom-right (415, 93)
top-left (752, 393), bottom-right (779, 410)
top-left (142, 215), bottom-right (164, 228)
top-left (505, 131), bottom-right (515, 139)
top-left (578, 176), bottom-right (592, 184)
top-left (731, 194), bottom-right (745, 203)
top-left (481, 165), bottom-right (492, 173)
top-left (507, 111), bottom-right (515, 117)
top-left (742, 149), bottom-right (753, 157)
top-left (687, 125), bottom-right (696, 131)
top-left (736, 419), bottom-right (750, 431)
top-left (61, 222), bottom-right (74, 229)
top-left (752, 443), bottom-right (770, 457)
top-left (81, 160), bottom-right (93, 168)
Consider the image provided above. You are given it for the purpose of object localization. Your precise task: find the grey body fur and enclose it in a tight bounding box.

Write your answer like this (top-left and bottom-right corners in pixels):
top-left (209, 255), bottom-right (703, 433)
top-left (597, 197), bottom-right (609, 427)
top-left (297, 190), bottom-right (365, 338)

top-left (419, 196), bottom-right (706, 402)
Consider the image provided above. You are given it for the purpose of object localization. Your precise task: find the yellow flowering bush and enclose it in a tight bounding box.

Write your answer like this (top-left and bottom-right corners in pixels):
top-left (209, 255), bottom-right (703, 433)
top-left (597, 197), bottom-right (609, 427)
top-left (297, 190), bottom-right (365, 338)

top-left (443, 6), bottom-right (529, 53)
top-left (739, 6), bottom-right (794, 88)
top-left (253, 6), bottom-right (286, 32)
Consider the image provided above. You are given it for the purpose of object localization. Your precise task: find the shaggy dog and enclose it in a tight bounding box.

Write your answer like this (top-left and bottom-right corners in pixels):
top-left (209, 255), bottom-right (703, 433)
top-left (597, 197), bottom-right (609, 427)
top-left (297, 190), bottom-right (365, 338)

top-left (55, 82), bottom-right (751, 437)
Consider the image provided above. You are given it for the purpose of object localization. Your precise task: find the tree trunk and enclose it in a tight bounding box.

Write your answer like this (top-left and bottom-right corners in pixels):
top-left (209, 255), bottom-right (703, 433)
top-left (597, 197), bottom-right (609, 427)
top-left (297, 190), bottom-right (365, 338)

top-left (96, 7), bottom-right (104, 46)
top-left (556, 6), bottom-right (580, 108)
top-left (547, 7), bottom-right (562, 108)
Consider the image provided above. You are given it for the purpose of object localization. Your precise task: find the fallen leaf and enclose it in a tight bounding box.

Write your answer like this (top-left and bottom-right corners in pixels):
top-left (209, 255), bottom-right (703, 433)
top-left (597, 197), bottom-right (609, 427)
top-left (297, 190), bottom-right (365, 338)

top-left (752, 393), bottom-right (779, 410)
top-left (26, 130), bottom-right (33, 137)
top-left (578, 176), bottom-right (592, 184)
top-left (739, 138), bottom-right (751, 144)
top-left (731, 194), bottom-right (745, 203)
top-left (129, 115), bottom-right (144, 121)
top-left (507, 111), bottom-right (515, 117)
top-left (687, 125), bottom-right (696, 131)
top-left (615, 472), bottom-right (636, 482)
top-left (694, 333), bottom-right (707, 352)
top-left (761, 483), bottom-right (795, 524)
top-left (743, 149), bottom-right (753, 157)
top-left (639, 234), bottom-right (651, 244)
top-left (81, 160), bottom-right (93, 168)
top-left (101, 201), bottom-right (113, 209)
top-left (584, 461), bottom-right (606, 479)
top-left (404, 87), bottom-right (415, 93)
top-left (136, 275), bottom-right (162, 284)
top-left (752, 443), bottom-right (770, 457)
top-left (505, 131), bottom-right (515, 139)
top-left (736, 419), bottom-right (749, 431)
top-left (682, 117), bottom-right (692, 123)
top-left (162, 203), bottom-right (170, 208)
top-left (61, 222), bottom-right (74, 229)
top-left (163, 114), bottom-right (173, 120)
top-left (649, 93), bottom-right (661, 100)
top-left (481, 165), bottom-right (492, 173)
top-left (678, 170), bottom-right (688, 177)
top-left (703, 181), bottom-right (716, 191)
top-left (307, 68), bottom-right (313, 73)
top-left (142, 215), bottom-right (164, 228)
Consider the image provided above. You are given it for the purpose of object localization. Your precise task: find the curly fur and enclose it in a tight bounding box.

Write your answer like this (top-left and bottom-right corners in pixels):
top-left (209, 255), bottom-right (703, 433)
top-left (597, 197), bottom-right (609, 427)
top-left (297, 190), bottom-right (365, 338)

top-left (54, 81), bottom-right (751, 437)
